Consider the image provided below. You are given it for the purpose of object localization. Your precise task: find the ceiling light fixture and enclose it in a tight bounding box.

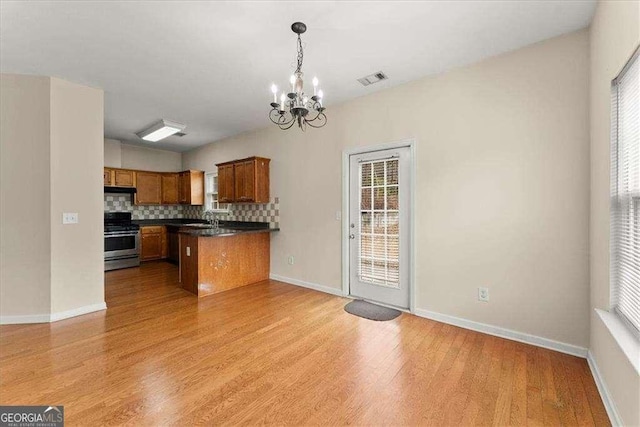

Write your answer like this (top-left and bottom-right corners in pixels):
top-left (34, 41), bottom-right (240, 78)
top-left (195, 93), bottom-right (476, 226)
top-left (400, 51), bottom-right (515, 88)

top-left (269, 22), bottom-right (326, 131)
top-left (136, 119), bottom-right (186, 142)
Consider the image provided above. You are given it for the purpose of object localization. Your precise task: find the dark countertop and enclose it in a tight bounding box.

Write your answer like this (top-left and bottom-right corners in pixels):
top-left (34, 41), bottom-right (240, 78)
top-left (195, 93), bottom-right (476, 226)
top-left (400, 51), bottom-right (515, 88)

top-left (132, 219), bottom-right (279, 236)
top-left (178, 227), bottom-right (280, 238)
top-left (133, 219), bottom-right (273, 229)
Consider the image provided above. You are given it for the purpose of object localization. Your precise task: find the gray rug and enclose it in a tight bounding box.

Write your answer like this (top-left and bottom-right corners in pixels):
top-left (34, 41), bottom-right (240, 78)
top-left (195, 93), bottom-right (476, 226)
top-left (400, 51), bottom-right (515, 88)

top-left (344, 299), bottom-right (402, 321)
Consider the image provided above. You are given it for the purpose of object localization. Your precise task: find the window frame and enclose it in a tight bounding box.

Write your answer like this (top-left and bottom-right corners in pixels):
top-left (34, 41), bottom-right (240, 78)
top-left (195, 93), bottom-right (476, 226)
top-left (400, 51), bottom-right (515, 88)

top-left (610, 45), bottom-right (640, 340)
top-left (204, 171), bottom-right (229, 213)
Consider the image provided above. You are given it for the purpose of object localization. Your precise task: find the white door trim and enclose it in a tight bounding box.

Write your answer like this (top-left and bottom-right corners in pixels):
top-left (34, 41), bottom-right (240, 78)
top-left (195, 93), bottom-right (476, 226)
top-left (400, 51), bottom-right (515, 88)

top-left (342, 139), bottom-right (416, 313)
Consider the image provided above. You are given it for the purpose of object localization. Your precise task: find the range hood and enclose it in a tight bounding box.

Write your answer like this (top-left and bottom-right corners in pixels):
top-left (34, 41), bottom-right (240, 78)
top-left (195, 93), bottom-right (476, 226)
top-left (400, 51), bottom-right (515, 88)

top-left (104, 186), bottom-right (137, 194)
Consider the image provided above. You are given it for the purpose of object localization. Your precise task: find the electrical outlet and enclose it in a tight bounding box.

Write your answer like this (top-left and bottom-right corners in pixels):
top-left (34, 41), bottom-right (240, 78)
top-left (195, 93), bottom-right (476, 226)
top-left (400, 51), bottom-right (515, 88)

top-left (335, 211), bottom-right (342, 221)
top-left (62, 213), bottom-right (78, 224)
top-left (478, 287), bottom-right (489, 302)
top-left (288, 255), bottom-right (294, 265)
top-left (186, 247), bottom-right (191, 257)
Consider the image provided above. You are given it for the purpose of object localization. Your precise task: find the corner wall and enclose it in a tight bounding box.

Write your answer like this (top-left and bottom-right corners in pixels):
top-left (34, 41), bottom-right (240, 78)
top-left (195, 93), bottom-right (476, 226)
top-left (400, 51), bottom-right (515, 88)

top-left (0, 74), bottom-right (105, 323)
top-left (50, 77), bottom-right (105, 315)
top-left (589, 1), bottom-right (640, 425)
top-left (184, 30), bottom-right (591, 348)
top-left (0, 75), bottom-right (52, 320)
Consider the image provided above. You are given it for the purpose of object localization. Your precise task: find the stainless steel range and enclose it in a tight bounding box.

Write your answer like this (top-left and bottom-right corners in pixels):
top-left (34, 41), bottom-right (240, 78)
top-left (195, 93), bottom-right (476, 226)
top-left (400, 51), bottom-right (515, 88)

top-left (104, 212), bottom-right (140, 271)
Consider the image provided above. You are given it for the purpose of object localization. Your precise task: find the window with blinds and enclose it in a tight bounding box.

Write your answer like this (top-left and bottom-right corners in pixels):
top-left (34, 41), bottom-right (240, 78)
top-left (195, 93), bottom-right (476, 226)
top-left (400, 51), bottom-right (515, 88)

top-left (359, 158), bottom-right (400, 287)
top-left (611, 47), bottom-right (640, 338)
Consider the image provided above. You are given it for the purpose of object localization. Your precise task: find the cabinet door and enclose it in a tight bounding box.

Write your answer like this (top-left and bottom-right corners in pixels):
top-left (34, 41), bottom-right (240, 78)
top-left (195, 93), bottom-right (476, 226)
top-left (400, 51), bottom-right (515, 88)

top-left (255, 158), bottom-right (270, 203)
top-left (135, 172), bottom-right (161, 205)
top-left (104, 168), bottom-right (113, 186)
top-left (141, 233), bottom-right (162, 260)
top-left (161, 227), bottom-right (168, 258)
top-left (234, 162), bottom-right (246, 202)
top-left (242, 160), bottom-right (256, 202)
top-left (179, 172), bottom-right (189, 204)
top-left (161, 173), bottom-right (179, 204)
top-left (218, 164), bottom-right (235, 203)
top-left (114, 169), bottom-right (134, 187)
top-left (189, 171), bottom-right (204, 205)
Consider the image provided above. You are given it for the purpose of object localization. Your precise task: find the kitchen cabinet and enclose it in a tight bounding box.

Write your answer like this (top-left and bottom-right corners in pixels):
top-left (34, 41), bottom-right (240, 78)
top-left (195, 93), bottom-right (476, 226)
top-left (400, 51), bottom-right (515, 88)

top-left (104, 168), bottom-right (113, 186)
top-left (218, 164), bottom-right (235, 203)
top-left (216, 157), bottom-right (270, 203)
top-left (140, 226), bottom-right (166, 261)
top-left (114, 169), bottom-right (135, 187)
top-left (161, 173), bottom-right (179, 204)
top-left (135, 172), bottom-right (162, 205)
top-left (178, 170), bottom-right (204, 205)
top-left (167, 227), bottom-right (180, 264)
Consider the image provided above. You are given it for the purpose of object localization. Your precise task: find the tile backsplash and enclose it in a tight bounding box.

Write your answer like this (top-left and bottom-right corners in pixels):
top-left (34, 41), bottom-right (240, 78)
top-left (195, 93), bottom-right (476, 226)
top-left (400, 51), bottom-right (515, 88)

top-left (105, 194), bottom-right (280, 227)
top-left (183, 199), bottom-right (280, 228)
top-left (104, 194), bottom-right (184, 220)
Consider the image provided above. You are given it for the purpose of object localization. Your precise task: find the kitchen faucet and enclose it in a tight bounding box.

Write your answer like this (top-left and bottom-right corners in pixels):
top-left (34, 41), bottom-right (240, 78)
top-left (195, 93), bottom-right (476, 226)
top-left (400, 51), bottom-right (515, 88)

top-left (204, 210), bottom-right (220, 229)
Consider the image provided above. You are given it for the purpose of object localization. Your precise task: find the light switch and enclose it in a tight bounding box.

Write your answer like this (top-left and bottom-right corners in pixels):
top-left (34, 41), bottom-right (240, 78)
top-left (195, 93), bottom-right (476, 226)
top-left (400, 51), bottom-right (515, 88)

top-left (335, 211), bottom-right (342, 221)
top-left (62, 213), bottom-right (78, 224)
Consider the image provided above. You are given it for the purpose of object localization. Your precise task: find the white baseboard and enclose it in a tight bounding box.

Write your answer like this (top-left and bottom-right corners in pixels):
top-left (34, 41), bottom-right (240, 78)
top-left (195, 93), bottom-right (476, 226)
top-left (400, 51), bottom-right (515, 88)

top-left (0, 313), bottom-right (51, 325)
top-left (1, 302), bottom-right (107, 325)
top-left (269, 274), bottom-right (344, 297)
top-left (50, 302), bottom-right (107, 322)
top-left (587, 350), bottom-right (622, 426)
top-left (413, 308), bottom-right (588, 358)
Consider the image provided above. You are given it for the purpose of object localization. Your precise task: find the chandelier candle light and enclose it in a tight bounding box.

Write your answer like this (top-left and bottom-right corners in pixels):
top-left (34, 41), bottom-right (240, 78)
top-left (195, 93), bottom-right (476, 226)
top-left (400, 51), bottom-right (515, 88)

top-left (269, 22), bottom-right (327, 130)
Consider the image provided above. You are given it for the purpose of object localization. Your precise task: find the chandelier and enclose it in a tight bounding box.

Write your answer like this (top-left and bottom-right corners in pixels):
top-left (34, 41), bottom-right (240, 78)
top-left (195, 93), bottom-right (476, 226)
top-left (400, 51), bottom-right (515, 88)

top-left (269, 22), bottom-right (327, 130)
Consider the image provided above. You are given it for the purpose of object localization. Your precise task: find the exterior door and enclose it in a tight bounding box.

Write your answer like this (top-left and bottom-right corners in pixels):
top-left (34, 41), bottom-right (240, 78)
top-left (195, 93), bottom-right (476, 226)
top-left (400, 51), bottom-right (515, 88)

top-left (349, 146), bottom-right (411, 309)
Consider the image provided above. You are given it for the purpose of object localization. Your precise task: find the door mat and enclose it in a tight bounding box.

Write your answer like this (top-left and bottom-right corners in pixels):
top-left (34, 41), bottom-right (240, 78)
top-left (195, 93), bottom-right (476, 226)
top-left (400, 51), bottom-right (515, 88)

top-left (344, 299), bottom-right (402, 321)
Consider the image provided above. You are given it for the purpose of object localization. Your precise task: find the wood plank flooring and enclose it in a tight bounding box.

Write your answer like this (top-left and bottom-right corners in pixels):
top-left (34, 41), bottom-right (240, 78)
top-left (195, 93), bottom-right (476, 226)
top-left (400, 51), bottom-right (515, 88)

top-left (0, 262), bottom-right (609, 426)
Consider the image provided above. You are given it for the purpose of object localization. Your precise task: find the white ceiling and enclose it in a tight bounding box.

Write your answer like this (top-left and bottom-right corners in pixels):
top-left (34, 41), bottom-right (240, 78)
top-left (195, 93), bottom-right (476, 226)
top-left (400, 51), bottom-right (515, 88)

top-left (0, 1), bottom-right (596, 152)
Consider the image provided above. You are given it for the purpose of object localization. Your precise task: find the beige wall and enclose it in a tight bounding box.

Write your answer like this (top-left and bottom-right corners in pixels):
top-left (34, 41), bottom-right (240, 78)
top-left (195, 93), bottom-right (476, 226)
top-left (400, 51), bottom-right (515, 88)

top-left (50, 78), bottom-right (105, 314)
top-left (120, 143), bottom-right (182, 172)
top-left (104, 138), bottom-right (122, 168)
top-left (184, 30), bottom-right (591, 347)
top-left (0, 74), bottom-right (105, 321)
top-left (0, 75), bottom-right (52, 318)
top-left (589, 1), bottom-right (640, 425)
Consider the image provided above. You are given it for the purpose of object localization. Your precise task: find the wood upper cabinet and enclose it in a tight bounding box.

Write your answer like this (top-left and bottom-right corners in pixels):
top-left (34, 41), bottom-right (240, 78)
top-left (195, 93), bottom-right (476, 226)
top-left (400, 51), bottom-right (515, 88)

top-left (217, 157), bottom-right (270, 203)
top-left (114, 169), bottom-right (135, 187)
top-left (218, 164), bottom-right (235, 203)
top-left (104, 168), bottom-right (113, 186)
top-left (178, 170), bottom-right (204, 205)
top-left (140, 226), bottom-right (165, 261)
top-left (135, 172), bottom-right (162, 205)
top-left (161, 173), bottom-right (179, 204)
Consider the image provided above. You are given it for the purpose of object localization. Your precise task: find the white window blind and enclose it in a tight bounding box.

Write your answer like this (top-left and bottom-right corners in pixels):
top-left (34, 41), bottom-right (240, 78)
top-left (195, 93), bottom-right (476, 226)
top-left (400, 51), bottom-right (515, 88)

top-left (611, 46), bottom-right (640, 338)
top-left (359, 158), bottom-right (400, 287)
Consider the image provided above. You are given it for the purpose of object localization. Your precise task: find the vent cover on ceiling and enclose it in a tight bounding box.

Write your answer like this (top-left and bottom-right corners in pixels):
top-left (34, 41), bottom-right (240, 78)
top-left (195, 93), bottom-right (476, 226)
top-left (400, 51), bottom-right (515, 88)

top-left (357, 71), bottom-right (388, 86)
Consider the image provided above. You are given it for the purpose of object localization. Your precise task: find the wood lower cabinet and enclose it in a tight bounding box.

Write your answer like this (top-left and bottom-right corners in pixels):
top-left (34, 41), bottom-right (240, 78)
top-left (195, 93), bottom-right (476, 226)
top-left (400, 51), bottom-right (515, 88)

top-left (216, 157), bottom-right (270, 203)
top-left (161, 173), bottom-right (179, 204)
top-left (140, 226), bottom-right (167, 261)
top-left (178, 170), bottom-right (204, 205)
top-left (114, 169), bottom-right (135, 187)
top-left (135, 172), bottom-right (162, 205)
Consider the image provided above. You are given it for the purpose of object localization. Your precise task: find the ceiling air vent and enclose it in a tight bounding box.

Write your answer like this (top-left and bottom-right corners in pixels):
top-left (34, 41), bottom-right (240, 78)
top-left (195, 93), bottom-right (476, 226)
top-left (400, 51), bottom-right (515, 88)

top-left (357, 71), bottom-right (388, 86)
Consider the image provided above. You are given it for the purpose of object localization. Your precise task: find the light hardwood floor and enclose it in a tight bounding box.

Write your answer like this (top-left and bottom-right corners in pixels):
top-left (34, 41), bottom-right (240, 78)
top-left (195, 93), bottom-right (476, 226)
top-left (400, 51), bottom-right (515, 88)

top-left (0, 262), bottom-right (609, 426)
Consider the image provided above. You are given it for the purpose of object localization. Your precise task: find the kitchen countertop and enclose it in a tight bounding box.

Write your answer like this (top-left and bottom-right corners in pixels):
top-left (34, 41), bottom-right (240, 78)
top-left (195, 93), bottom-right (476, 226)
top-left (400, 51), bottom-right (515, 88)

top-left (132, 219), bottom-right (279, 236)
top-left (178, 227), bottom-right (280, 237)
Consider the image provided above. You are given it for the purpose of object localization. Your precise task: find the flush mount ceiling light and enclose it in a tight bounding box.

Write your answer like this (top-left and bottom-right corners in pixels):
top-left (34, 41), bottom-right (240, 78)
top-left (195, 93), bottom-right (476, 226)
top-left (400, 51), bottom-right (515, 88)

top-left (269, 22), bottom-right (326, 131)
top-left (136, 119), bottom-right (186, 142)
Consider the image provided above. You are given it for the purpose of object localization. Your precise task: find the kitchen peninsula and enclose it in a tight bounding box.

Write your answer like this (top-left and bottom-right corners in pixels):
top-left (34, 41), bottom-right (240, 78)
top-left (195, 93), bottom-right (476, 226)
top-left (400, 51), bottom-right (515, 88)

top-left (179, 223), bottom-right (278, 297)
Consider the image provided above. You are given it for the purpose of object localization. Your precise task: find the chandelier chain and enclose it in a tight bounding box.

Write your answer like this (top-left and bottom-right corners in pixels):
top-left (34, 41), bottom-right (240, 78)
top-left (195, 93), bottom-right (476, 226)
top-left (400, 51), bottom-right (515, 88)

top-left (295, 34), bottom-right (303, 73)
